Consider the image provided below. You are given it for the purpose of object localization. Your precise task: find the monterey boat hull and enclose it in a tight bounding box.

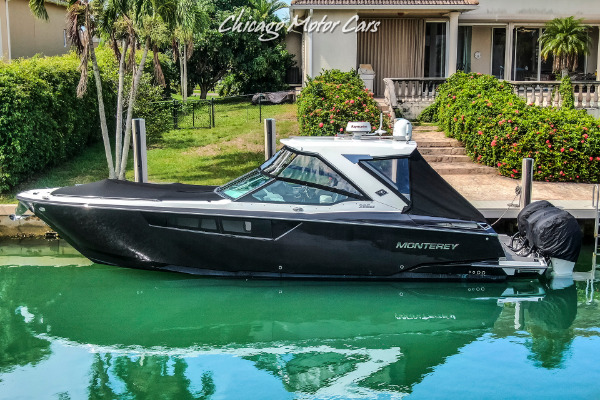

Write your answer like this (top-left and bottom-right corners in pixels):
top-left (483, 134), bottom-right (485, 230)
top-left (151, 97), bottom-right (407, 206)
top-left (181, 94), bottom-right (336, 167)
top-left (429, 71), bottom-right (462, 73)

top-left (17, 183), bottom-right (544, 280)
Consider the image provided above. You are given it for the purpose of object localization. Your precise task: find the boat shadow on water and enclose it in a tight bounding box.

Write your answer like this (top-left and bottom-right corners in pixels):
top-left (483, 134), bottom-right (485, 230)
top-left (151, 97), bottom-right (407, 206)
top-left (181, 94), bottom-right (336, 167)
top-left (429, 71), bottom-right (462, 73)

top-left (0, 242), bottom-right (586, 399)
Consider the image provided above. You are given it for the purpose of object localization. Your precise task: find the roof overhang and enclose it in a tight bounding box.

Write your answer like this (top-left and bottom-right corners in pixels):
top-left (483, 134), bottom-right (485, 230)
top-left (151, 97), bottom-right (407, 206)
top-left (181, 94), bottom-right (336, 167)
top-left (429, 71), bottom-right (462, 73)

top-left (290, 0), bottom-right (479, 11)
top-left (291, 4), bottom-right (478, 10)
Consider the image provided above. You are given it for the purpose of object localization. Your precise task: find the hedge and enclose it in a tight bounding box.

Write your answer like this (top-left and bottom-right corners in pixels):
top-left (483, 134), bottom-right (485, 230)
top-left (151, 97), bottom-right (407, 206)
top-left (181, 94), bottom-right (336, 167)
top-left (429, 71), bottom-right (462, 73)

top-left (0, 47), bottom-right (173, 192)
top-left (297, 69), bottom-right (390, 136)
top-left (422, 72), bottom-right (600, 183)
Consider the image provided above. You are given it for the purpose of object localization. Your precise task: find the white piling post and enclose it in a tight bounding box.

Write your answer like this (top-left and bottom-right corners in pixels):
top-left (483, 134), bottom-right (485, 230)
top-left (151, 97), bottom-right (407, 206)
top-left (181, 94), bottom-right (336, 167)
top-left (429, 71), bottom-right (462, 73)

top-left (133, 118), bottom-right (148, 183)
top-left (264, 118), bottom-right (276, 160)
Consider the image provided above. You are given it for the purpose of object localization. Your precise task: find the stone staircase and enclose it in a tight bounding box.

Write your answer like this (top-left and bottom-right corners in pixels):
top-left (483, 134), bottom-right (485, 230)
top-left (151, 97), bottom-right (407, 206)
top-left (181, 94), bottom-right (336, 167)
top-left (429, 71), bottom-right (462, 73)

top-left (412, 126), bottom-right (497, 175)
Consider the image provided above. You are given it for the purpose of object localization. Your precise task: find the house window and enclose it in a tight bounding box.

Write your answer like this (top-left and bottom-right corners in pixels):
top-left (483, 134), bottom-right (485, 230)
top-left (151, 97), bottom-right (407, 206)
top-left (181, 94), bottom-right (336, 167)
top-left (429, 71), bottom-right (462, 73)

top-left (492, 28), bottom-right (506, 79)
top-left (457, 26), bottom-right (472, 73)
top-left (424, 22), bottom-right (446, 77)
top-left (513, 28), bottom-right (540, 81)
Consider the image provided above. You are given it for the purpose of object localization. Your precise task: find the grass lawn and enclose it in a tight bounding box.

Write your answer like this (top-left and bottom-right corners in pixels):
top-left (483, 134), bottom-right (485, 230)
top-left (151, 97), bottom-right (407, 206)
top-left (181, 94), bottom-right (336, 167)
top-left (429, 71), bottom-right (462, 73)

top-left (0, 103), bottom-right (298, 203)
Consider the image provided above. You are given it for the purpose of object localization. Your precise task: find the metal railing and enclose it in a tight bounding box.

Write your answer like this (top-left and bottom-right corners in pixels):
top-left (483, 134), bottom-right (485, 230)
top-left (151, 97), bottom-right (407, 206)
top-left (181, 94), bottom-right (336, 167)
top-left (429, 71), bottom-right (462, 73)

top-left (383, 77), bottom-right (600, 109)
top-left (152, 93), bottom-right (290, 130)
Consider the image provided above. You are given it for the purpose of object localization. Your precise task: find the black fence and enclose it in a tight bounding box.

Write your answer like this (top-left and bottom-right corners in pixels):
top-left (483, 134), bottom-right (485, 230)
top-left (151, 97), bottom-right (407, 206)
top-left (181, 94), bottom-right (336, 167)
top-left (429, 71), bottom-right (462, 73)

top-left (157, 94), bottom-right (288, 130)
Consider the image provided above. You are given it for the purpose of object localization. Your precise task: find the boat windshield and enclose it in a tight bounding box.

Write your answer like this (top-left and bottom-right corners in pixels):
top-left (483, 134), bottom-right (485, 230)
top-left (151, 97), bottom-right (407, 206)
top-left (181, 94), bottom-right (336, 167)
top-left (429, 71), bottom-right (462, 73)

top-left (218, 170), bottom-right (271, 199)
top-left (217, 148), bottom-right (363, 203)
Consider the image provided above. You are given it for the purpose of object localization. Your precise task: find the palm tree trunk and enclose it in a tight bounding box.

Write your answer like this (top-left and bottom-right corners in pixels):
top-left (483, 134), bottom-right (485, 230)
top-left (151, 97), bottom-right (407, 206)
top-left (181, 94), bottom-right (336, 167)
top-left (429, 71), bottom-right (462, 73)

top-left (183, 43), bottom-right (188, 100)
top-left (179, 43), bottom-right (185, 100)
top-left (89, 39), bottom-right (116, 179)
top-left (118, 37), bottom-right (150, 180)
top-left (115, 38), bottom-right (129, 175)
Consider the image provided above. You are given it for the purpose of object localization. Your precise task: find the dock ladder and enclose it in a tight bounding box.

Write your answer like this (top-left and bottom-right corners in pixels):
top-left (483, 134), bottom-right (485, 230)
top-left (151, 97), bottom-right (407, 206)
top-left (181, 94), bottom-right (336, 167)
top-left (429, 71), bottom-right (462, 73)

top-left (594, 184), bottom-right (599, 271)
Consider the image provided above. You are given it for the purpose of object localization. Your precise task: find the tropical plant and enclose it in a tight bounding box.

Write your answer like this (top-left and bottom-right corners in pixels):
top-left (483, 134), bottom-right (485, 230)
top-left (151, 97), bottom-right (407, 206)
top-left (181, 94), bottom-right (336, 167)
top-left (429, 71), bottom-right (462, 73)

top-left (249, 0), bottom-right (287, 19)
top-left (190, 1), bottom-right (293, 98)
top-left (30, 0), bottom-right (173, 180)
top-left (420, 71), bottom-right (600, 183)
top-left (539, 16), bottom-right (592, 75)
top-left (31, 0), bottom-right (117, 178)
top-left (171, 0), bottom-right (206, 101)
top-left (297, 69), bottom-right (390, 136)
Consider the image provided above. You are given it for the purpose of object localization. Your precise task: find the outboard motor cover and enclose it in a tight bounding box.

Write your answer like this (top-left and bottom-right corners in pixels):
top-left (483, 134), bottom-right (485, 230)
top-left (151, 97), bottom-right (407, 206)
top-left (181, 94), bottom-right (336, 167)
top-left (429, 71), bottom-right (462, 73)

top-left (517, 200), bottom-right (554, 237)
top-left (516, 201), bottom-right (582, 276)
top-left (526, 207), bottom-right (581, 263)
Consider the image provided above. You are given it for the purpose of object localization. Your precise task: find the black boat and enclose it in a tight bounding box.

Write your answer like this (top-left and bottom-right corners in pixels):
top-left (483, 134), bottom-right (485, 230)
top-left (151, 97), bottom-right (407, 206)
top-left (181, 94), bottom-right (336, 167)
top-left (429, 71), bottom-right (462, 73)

top-left (16, 121), bottom-right (578, 280)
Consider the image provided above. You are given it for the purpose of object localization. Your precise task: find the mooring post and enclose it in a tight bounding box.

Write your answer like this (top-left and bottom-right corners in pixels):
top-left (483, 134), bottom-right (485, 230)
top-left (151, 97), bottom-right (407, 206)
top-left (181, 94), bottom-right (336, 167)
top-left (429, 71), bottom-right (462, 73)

top-left (264, 118), bottom-right (276, 160)
top-left (133, 118), bottom-right (148, 183)
top-left (173, 99), bottom-right (178, 129)
top-left (521, 158), bottom-right (534, 208)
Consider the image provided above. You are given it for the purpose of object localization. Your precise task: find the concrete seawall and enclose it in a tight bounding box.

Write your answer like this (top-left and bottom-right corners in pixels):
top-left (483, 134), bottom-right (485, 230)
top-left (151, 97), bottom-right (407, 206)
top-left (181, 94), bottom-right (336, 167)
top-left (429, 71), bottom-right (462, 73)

top-left (0, 204), bottom-right (51, 238)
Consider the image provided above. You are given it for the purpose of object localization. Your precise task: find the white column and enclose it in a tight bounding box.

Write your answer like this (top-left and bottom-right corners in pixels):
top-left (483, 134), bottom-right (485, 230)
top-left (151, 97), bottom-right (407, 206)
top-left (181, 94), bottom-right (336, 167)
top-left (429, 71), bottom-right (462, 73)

top-left (307, 9), bottom-right (313, 81)
top-left (4, 0), bottom-right (11, 61)
top-left (446, 11), bottom-right (460, 76)
top-left (0, 5), bottom-right (3, 60)
top-left (504, 23), bottom-right (514, 81)
top-left (597, 30), bottom-right (600, 79)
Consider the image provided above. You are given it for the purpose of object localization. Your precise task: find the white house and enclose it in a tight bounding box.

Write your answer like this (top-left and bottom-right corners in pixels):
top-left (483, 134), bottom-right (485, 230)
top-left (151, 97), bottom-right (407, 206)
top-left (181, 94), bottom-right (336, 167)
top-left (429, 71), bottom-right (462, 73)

top-left (288, 0), bottom-right (600, 97)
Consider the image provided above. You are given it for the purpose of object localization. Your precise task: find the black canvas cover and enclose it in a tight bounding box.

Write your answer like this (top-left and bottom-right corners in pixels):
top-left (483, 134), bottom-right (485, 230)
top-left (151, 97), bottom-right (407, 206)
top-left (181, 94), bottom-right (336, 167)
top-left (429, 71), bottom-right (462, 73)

top-left (525, 206), bottom-right (582, 262)
top-left (407, 151), bottom-right (486, 223)
top-left (52, 179), bottom-right (222, 201)
top-left (517, 200), bottom-right (554, 237)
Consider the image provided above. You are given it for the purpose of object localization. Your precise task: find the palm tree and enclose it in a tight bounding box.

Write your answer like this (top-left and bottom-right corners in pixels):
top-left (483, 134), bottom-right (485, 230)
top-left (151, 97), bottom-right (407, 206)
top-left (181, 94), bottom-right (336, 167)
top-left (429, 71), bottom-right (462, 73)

top-left (539, 16), bottom-right (591, 76)
top-left (30, 0), bottom-right (172, 180)
top-left (30, 0), bottom-right (117, 178)
top-left (249, 0), bottom-right (288, 20)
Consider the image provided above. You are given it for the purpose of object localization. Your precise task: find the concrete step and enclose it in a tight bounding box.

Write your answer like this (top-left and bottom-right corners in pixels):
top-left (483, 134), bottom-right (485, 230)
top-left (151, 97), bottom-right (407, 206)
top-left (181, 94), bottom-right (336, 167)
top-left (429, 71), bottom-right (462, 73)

top-left (431, 163), bottom-right (498, 175)
top-left (419, 147), bottom-right (466, 155)
top-left (423, 154), bottom-right (472, 163)
top-left (416, 139), bottom-right (461, 148)
top-left (412, 131), bottom-right (447, 139)
top-left (413, 125), bottom-right (440, 131)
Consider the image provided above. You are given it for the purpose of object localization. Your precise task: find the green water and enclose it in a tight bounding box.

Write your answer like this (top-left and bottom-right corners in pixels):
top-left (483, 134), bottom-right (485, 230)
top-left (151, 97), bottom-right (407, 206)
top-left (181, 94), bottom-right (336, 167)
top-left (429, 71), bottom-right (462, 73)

top-left (0, 239), bottom-right (599, 399)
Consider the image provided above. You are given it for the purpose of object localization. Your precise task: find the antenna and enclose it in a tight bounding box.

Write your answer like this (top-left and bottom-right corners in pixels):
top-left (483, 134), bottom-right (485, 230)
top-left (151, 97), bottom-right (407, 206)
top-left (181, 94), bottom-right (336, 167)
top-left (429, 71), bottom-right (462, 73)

top-left (374, 113), bottom-right (386, 136)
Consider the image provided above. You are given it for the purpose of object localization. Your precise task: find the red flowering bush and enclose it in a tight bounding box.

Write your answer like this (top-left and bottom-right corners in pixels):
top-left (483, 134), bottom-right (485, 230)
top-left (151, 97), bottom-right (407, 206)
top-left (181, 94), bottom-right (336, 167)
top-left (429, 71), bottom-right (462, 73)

top-left (424, 72), bottom-right (600, 183)
top-left (297, 69), bottom-right (390, 136)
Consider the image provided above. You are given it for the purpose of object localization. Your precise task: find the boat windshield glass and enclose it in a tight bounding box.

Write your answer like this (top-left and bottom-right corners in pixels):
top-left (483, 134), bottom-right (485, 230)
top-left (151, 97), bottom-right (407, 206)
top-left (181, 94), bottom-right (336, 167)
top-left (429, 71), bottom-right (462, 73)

top-left (244, 180), bottom-right (351, 204)
top-left (360, 157), bottom-right (411, 200)
top-left (218, 170), bottom-right (271, 199)
top-left (218, 148), bottom-right (363, 202)
top-left (263, 150), bottom-right (362, 196)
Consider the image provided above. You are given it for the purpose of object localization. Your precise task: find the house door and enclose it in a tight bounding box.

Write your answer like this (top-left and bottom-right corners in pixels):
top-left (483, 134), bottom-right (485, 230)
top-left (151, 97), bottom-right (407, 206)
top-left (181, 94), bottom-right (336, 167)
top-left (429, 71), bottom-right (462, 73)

top-left (424, 22), bottom-right (446, 77)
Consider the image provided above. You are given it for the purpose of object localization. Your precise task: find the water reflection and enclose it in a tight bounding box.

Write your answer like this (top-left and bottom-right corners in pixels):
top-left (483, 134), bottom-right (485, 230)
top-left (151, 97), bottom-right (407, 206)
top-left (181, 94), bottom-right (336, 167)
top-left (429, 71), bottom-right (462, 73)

top-left (0, 239), bottom-right (597, 399)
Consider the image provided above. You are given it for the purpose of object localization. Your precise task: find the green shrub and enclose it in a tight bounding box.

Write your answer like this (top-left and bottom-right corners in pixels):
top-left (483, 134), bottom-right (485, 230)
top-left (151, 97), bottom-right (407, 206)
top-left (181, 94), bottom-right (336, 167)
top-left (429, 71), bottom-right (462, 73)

top-left (0, 53), bottom-right (115, 191)
top-left (0, 47), bottom-right (172, 191)
top-left (417, 102), bottom-right (438, 123)
top-left (297, 69), bottom-right (390, 136)
top-left (559, 75), bottom-right (575, 110)
top-left (429, 71), bottom-right (600, 183)
top-left (133, 74), bottom-right (172, 144)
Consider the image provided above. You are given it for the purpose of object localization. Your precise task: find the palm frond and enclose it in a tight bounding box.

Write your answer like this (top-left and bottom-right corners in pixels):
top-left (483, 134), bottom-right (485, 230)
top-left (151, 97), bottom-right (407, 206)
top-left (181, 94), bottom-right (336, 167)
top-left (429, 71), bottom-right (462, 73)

top-left (29, 0), bottom-right (49, 20)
